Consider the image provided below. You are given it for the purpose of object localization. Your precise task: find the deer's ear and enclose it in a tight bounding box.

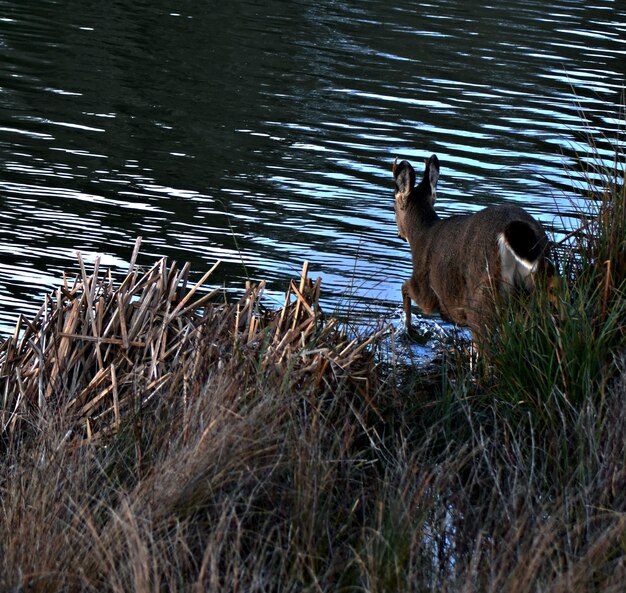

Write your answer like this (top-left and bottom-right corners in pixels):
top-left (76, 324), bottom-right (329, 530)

top-left (393, 159), bottom-right (415, 197)
top-left (427, 154), bottom-right (440, 189)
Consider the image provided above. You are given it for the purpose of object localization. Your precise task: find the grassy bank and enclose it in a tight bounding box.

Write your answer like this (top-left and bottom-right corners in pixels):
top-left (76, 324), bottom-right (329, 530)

top-left (1, 148), bottom-right (625, 591)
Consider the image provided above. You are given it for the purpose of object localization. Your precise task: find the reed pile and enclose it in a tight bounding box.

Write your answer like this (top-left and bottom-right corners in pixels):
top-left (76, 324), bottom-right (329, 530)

top-left (0, 240), bottom-right (382, 447)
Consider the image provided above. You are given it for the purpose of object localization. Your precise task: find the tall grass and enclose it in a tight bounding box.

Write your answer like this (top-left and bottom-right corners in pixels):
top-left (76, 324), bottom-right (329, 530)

top-left (486, 135), bottom-right (625, 418)
top-left (4, 354), bottom-right (624, 592)
top-left (1, 128), bottom-right (625, 592)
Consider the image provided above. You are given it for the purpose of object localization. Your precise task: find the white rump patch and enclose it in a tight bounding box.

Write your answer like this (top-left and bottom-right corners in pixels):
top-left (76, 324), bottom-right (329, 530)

top-left (497, 232), bottom-right (537, 291)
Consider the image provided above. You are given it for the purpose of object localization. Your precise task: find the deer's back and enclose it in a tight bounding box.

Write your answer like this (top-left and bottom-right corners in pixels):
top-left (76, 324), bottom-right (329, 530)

top-left (409, 205), bottom-right (548, 326)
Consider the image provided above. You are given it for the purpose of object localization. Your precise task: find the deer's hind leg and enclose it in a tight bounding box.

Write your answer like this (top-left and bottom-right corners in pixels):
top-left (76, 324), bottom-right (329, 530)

top-left (466, 281), bottom-right (499, 347)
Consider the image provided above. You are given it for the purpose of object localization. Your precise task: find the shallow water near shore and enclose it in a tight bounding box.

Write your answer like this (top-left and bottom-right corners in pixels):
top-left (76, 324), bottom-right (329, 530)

top-left (1, 0), bottom-right (625, 336)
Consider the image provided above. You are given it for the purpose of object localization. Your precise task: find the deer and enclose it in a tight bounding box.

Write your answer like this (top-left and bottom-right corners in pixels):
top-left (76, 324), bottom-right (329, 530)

top-left (393, 154), bottom-right (554, 344)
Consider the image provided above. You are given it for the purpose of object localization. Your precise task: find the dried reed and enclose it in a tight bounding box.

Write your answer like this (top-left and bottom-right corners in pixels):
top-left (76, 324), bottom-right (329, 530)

top-left (0, 239), bottom-right (383, 447)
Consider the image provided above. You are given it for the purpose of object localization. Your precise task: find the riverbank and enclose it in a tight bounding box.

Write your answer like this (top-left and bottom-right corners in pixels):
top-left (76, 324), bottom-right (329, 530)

top-left (1, 151), bottom-right (625, 591)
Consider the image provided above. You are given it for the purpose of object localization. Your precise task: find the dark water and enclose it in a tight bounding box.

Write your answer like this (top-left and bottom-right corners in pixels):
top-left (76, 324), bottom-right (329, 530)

top-left (1, 0), bottom-right (625, 334)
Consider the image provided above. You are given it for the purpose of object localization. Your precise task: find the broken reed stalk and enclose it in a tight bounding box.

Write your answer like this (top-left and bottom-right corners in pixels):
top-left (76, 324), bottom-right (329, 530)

top-left (0, 251), bottom-right (383, 447)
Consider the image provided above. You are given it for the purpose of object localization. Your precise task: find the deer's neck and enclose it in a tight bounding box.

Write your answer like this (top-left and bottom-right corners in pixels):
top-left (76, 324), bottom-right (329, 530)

top-left (406, 199), bottom-right (440, 245)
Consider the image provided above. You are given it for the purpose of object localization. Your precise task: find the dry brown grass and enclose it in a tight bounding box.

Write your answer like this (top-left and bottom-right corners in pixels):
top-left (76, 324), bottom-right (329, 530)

top-left (0, 239), bottom-right (380, 449)
top-left (0, 241), bottom-right (390, 592)
top-left (1, 219), bottom-right (625, 592)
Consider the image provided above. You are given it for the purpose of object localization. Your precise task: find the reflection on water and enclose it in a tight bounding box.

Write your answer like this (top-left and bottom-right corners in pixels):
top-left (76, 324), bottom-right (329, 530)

top-left (0, 0), bottom-right (624, 333)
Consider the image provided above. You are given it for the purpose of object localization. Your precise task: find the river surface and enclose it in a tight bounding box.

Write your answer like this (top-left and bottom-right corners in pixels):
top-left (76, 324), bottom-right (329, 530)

top-left (1, 0), bottom-right (625, 335)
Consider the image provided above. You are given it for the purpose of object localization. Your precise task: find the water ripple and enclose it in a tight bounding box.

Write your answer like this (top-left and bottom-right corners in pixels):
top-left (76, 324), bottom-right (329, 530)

top-left (0, 0), bottom-right (624, 333)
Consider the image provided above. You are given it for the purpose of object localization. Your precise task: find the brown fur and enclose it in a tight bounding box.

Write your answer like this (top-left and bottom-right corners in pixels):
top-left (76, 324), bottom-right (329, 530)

top-left (393, 155), bottom-right (553, 341)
